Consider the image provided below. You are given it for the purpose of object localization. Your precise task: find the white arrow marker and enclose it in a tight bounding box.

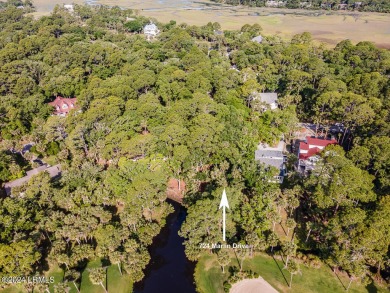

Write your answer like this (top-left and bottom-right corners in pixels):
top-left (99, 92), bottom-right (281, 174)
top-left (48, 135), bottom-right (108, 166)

top-left (219, 189), bottom-right (230, 242)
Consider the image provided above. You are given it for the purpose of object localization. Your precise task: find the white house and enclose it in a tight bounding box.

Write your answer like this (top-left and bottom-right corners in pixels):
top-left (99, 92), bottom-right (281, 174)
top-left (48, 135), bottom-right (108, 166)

top-left (144, 23), bottom-right (160, 40)
top-left (265, 1), bottom-right (286, 7)
top-left (251, 35), bottom-right (263, 44)
top-left (64, 4), bottom-right (74, 13)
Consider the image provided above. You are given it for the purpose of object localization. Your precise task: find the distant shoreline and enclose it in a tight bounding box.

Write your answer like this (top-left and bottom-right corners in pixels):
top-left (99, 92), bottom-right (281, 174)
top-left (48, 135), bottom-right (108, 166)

top-left (30, 0), bottom-right (390, 48)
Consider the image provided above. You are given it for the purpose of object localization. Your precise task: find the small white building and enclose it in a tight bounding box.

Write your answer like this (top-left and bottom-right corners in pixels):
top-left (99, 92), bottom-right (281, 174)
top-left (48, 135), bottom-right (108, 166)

top-left (64, 4), bottom-right (74, 13)
top-left (144, 23), bottom-right (160, 40)
top-left (265, 1), bottom-right (286, 7)
top-left (251, 35), bottom-right (263, 44)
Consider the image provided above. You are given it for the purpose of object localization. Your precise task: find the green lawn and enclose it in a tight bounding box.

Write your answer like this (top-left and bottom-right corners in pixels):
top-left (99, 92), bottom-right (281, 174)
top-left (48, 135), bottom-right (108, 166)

top-left (46, 266), bottom-right (65, 292)
top-left (0, 260), bottom-right (133, 293)
top-left (79, 259), bottom-right (132, 293)
top-left (195, 252), bottom-right (389, 293)
top-left (195, 254), bottom-right (227, 293)
top-left (107, 265), bottom-right (133, 293)
top-left (79, 259), bottom-right (106, 293)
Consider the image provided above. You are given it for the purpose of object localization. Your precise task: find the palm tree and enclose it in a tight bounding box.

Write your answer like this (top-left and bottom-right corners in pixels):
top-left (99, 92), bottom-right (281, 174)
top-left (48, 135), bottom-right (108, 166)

top-left (64, 269), bottom-right (81, 293)
top-left (109, 251), bottom-right (124, 275)
top-left (33, 283), bottom-right (51, 293)
top-left (234, 247), bottom-right (247, 272)
top-left (56, 253), bottom-right (70, 270)
top-left (53, 282), bottom-right (71, 293)
top-left (267, 232), bottom-right (279, 252)
top-left (286, 218), bottom-right (296, 237)
top-left (88, 268), bottom-right (107, 293)
top-left (282, 241), bottom-right (297, 267)
top-left (285, 259), bottom-right (301, 288)
top-left (217, 250), bottom-right (230, 273)
top-left (268, 209), bottom-right (281, 232)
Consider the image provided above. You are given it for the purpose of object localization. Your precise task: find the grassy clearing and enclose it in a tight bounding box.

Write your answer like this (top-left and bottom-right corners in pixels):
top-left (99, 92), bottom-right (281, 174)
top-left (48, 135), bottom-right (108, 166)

top-left (79, 259), bottom-right (106, 293)
top-left (107, 265), bottom-right (133, 293)
top-left (195, 254), bottom-right (227, 293)
top-left (195, 252), bottom-right (388, 293)
top-left (79, 259), bottom-right (132, 293)
top-left (46, 266), bottom-right (65, 292)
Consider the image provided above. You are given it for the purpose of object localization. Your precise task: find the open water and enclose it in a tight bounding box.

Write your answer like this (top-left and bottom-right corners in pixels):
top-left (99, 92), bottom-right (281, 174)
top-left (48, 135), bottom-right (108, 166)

top-left (133, 201), bottom-right (196, 293)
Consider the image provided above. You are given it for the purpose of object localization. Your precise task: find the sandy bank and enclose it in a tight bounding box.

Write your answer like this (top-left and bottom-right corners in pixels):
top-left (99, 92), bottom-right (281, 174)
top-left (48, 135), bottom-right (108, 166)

top-left (230, 277), bottom-right (279, 293)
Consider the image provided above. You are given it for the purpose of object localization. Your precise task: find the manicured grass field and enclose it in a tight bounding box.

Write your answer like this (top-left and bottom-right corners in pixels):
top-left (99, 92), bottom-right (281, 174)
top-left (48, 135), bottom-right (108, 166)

top-left (107, 265), bottom-right (133, 293)
top-left (195, 252), bottom-right (389, 293)
top-left (195, 254), bottom-right (227, 293)
top-left (79, 259), bottom-right (133, 293)
top-left (47, 266), bottom-right (65, 292)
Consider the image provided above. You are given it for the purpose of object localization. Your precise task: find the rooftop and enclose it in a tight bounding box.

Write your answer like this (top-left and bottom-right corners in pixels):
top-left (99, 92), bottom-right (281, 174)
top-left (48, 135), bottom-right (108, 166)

top-left (299, 147), bottom-right (321, 160)
top-left (252, 35), bottom-right (263, 43)
top-left (259, 93), bottom-right (278, 105)
top-left (255, 140), bottom-right (286, 168)
top-left (299, 136), bottom-right (338, 159)
top-left (144, 23), bottom-right (158, 30)
top-left (48, 96), bottom-right (77, 116)
top-left (306, 136), bottom-right (338, 147)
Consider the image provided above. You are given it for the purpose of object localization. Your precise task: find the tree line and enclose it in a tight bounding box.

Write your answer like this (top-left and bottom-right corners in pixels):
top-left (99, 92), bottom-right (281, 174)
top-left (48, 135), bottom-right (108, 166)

top-left (210, 0), bottom-right (390, 13)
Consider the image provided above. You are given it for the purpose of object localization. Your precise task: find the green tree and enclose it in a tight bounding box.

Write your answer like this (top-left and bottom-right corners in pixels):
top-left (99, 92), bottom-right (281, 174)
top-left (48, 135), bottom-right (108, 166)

top-left (88, 267), bottom-right (107, 293)
top-left (235, 245), bottom-right (248, 272)
top-left (281, 241), bottom-right (297, 267)
top-left (64, 270), bottom-right (81, 293)
top-left (54, 282), bottom-right (71, 293)
top-left (217, 249), bottom-right (230, 273)
top-left (285, 259), bottom-right (301, 288)
top-left (285, 218), bottom-right (296, 237)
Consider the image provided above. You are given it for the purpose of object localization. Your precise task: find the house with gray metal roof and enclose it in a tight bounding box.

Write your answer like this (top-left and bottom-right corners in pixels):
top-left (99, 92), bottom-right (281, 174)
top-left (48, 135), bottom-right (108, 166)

top-left (255, 140), bottom-right (287, 183)
top-left (259, 93), bottom-right (278, 109)
top-left (251, 92), bottom-right (278, 111)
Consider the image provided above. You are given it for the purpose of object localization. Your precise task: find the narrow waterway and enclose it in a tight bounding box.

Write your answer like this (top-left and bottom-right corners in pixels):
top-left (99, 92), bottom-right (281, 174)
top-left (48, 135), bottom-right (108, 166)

top-left (133, 200), bottom-right (196, 293)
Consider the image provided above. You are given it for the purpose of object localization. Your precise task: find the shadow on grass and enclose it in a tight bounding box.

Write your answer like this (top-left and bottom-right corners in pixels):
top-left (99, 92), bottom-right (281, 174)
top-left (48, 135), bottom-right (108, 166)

top-left (271, 254), bottom-right (289, 287)
top-left (366, 277), bottom-right (379, 293)
top-left (278, 222), bottom-right (288, 236)
top-left (327, 264), bottom-right (346, 290)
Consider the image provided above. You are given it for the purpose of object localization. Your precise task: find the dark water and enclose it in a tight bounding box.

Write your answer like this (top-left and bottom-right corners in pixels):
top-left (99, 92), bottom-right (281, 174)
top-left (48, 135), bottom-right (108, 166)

top-left (133, 201), bottom-right (196, 293)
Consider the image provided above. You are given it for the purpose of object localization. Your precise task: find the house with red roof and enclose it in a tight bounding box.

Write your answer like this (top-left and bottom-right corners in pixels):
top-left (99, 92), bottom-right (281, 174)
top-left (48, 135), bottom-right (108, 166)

top-left (48, 96), bottom-right (77, 116)
top-left (297, 136), bottom-right (338, 173)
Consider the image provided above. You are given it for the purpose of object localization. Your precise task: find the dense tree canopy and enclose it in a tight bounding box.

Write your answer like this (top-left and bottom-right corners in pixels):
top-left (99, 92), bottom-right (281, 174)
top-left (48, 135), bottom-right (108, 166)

top-left (0, 3), bottom-right (388, 291)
